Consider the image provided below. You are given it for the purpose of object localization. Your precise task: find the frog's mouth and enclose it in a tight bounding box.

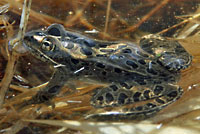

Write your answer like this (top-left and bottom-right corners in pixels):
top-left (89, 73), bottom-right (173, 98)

top-left (23, 35), bottom-right (61, 66)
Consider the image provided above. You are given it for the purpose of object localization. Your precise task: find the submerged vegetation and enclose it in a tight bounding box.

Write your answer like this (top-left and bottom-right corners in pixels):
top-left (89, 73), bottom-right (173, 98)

top-left (0, 0), bottom-right (200, 133)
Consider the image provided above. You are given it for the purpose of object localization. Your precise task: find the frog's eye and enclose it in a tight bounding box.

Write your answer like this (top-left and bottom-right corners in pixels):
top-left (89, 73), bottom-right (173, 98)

top-left (41, 38), bottom-right (55, 51)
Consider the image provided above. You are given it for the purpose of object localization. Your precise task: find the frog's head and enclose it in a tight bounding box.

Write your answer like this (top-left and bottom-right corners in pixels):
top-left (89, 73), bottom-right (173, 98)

top-left (23, 24), bottom-right (69, 65)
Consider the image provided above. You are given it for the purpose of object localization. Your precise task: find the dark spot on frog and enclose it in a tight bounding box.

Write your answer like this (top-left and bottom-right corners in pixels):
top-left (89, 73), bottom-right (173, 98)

top-left (81, 47), bottom-right (92, 56)
top-left (154, 85), bottom-right (164, 95)
top-left (135, 79), bottom-right (147, 85)
top-left (156, 98), bottom-right (165, 104)
top-left (109, 85), bottom-right (118, 91)
top-left (120, 82), bottom-right (131, 89)
top-left (98, 43), bottom-right (107, 48)
top-left (71, 58), bottom-right (79, 64)
top-left (96, 63), bottom-right (105, 68)
top-left (138, 59), bottom-right (146, 65)
top-left (153, 80), bottom-right (162, 84)
top-left (84, 40), bottom-right (96, 47)
top-left (96, 54), bottom-right (107, 57)
top-left (102, 71), bottom-right (107, 76)
top-left (135, 106), bottom-right (143, 111)
top-left (147, 68), bottom-right (158, 75)
top-left (126, 60), bottom-right (138, 69)
top-left (133, 92), bottom-right (141, 102)
top-left (144, 90), bottom-right (150, 99)
top-left (118, 93), bottom-right (128, 105)
top-left (75, 38), bottom-right (96, 47)
top-left (114, 68), bottom-right (122, 73)
top-left (146, 103), bottom-right (156, 108)
top-left (97, 96), bottom-right (104, 104)
top-left (119, 56), bottom-right (125, 59)
top-left (100, 49), bottom-right (115, 53)
top-left (122, 48), bottom-right (132, 53)
top-left (105, 93), bottom-right (114, 103)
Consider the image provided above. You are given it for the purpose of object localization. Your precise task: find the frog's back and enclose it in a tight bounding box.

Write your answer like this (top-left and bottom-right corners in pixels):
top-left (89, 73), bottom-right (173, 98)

top-left (60, 37), bottom-right (178, 86)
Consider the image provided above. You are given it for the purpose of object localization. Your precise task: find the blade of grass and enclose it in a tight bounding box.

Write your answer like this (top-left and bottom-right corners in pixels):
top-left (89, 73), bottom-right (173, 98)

top-left (0, 0), bottom-right (32, 108)
top-left (103, 0), bottom-right (112, 39)
top-left (117, 0), bottom-right (171, 34)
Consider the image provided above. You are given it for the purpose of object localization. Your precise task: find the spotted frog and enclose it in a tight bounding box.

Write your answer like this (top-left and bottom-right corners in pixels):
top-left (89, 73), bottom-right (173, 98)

top-left (23, 24), bottom-right (192, 120)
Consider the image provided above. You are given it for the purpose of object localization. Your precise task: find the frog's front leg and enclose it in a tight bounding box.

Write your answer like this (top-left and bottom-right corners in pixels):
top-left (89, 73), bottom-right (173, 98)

top-left (23, 67), bottom-right (69, 106)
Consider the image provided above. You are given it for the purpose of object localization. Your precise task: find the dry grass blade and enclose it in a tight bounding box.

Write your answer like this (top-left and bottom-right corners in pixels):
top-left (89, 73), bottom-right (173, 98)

top-left (158, 12), bottom-right (200, 35)
top-left (22, 119), bottom-right (156, 134)
top-left (64, 0), bottom-right (91, 27)
top-left (18, 0), bottom-right (31, 39)
top-left (0, 83), bottom-right (29, 92)
top-left (4, 120), bottom-right (29, 134)
top-left (0, 53), bottom-right (18, 108)
top-left (117, 0), bottom-right (171, 34)
top-left (103, 0), bottom-right (112, 38)
top-left (0, 0), bottom-right (31, 108)
top-left (0, 3), bottom-right (9, 14)
top-left (22, 119), bottom-right (200, 134)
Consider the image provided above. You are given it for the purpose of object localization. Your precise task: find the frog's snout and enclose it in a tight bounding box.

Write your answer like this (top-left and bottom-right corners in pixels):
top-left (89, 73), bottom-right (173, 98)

top-left (8, 36), bottom-right (29, 54)
top-left (24, 34), bottom-right (33, 42)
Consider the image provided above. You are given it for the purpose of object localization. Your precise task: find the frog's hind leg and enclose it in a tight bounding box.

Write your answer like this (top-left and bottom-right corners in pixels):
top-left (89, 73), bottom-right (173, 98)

top-left (88, 84), bottom-right (182, 121)
top-left (139, 34), bottom-right (192, 71)
top-left (91, 83), bottom-right (182, 108)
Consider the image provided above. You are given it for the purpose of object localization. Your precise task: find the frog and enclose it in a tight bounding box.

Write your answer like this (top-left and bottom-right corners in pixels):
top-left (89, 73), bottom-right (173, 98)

top-left (22, 24), bottom-right (192, 120)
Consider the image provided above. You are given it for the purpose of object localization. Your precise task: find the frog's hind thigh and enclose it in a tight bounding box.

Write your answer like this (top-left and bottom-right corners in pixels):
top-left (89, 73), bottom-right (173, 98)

top-left (139, 34), bottom-right (192, 71)
top-left (88, 84), bottom-right (183, 120)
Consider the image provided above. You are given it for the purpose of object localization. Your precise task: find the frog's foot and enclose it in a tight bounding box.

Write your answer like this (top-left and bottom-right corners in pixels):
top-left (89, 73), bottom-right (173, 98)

top-left (18, 89), bottom-right (58, 110)
top-left (139, 34), bottom-right (192, 71)
top-left (88, 84), bottom-right (182, 120)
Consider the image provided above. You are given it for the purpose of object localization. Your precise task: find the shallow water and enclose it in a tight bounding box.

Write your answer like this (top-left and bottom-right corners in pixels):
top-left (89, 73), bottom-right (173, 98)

top-left (0, 0), bottom-right (200, 133)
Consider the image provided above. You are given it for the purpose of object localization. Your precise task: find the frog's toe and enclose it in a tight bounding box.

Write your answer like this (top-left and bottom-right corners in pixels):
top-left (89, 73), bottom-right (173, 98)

top-left (158, 54), bottom-right (192, 71)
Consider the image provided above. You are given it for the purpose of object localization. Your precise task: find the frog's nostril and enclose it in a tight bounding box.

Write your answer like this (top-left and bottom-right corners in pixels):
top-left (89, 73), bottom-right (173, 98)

top-left (24, 35), bottom-right (33, 42)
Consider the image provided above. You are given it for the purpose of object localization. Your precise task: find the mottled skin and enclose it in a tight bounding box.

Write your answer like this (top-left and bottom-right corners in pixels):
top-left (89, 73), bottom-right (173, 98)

top-left (23, 24), bottom-right (192, 120)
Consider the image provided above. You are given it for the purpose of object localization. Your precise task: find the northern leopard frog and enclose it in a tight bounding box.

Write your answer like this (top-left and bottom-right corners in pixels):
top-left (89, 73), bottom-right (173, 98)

top-left (23, 24), bottom-right (192, 120)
